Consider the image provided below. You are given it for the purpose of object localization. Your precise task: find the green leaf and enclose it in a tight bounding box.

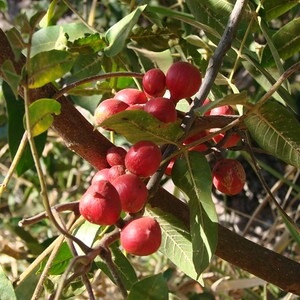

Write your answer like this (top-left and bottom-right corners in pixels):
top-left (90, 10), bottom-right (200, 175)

top-left (171, 151), bottom-right (218, 278)
top-left (127, 273), bottom-right (168, 300)
top-left (100, 110), bottom-right (184, 145)
top-left (25, 98), bottom-right (61, 137)
top-left (3, 82), bottom-right (47, 175)
top-left (261, 17), bottom-right (300, 67)
top-left (263, 0), bottom-right (299, 20)
top-left (104, 5), bottom-right (147, 57)
top-left (146, 208), bottom-right (203, 283)
top-left (39, 242), bottom-right (73, 275)
top-left (0, 266), bottom-right (17, 300)
top-left (0, 60), bottom-right (21, 97)
top-left (28, 49), bottom-right (78, 88)
top-left (244, 101), bottom-right (300, 169)
top-left (73, 221), bottom-right (102, 255)
top-left (195, 91), bottom-right (248, 116)
top-left (95, 244), bottom-right (138, 290)
top-left (39, 0), bottom-right (59, 27)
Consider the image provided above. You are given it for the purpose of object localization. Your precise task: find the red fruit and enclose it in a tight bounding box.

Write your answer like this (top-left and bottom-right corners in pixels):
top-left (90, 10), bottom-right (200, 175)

top-left (114, 88), bottom-right (148, 105)
top-left (91, 168), bottom-right (111, 184)
top-left (142, 68), bottom-right (166, 98)
top-left (212, 158), bottom-right (246, 196)
top-left (120, 217), bottom-right (162, 256)
top-left (144, 97), bottom-right (177, 123)
top-left (94, 98), bottom-right (129, 125)
top-left (211, 130), bottom-right (241, 148)
top-left (126, 104), bottom-right (145, 111)
top-left (125, 140), bottom-right (162, 177)
top-left (107, 164), bottom-right (126, 182)
top-left (206, 104), bottom-right (234, 116)
top-left (165, 157), bottom-right (176, 176)
top-left (166, 62), bottom-right (202, 103)
top-left (106, 146), bottom-right (127, 167)
top-left (183, 131), bottom-right (209, 152)
top-left (79, 180), bottom-right (122, 225)
top-left (112, 173), bottom-right (148, 213)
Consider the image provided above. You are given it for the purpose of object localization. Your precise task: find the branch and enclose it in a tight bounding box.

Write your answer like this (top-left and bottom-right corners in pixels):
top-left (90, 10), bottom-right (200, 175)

top-left (1, 23), bottom-right (300, 295)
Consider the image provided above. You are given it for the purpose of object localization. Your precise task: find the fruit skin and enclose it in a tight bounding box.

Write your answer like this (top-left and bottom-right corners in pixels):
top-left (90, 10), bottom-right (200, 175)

top-left (112, 173), bottom-right (148, 213)
top-left (142, 68), bottom-right (166, 98)
top-left (125, 140), bottom-right (162, 177)
top-left (114, 88), bottom-right (148, 105)
top-left (212, 158), bottom-right (246, 196)
top-left (183, 131), bottom-right (209, 152)
top-left (120, 217), bottom-right (162, 256)
top-left (107, 164), bottom-right (126, 182)
top-left (144, 97), bottom-right (177, 123)
top-left (166, 62), bottom-right (202, 103)
top-left (106, 146), bottom-right (127, 167)
top-left (91, 168), bottom-right (111, 184)
top-left (94, 98), bottom-right (129, 126)
top-left (79, 180), bottom-right (122, 225)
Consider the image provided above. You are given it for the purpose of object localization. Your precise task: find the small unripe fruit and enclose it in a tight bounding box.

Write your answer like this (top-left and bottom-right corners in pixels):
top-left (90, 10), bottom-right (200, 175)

top-left (114, 88), bottom-right (148, 105)
top-left (106, 146), bottom-right (127, 167)
top-left (144, 97), bottom-right (177, 123)
top-left (79, 180), bottom-right (121, 225)
top-left (125, 140), bottom-right (162, 177)
top-left (120, 217), bottom-right (162, 256)
top-left (166, 62), bottom-right (202, 103)
top-left (142, 68), bottom-right (166, 98)
top-left (112, 173), bottom-right (148, 213)
top-left (94, 98), bottom-right (129, 126)
top-left (212, 158), bottom-right (246, 196)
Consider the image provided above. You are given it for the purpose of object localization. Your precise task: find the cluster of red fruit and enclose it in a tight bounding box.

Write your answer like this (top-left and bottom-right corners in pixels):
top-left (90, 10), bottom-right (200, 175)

top-left (79, 140), bottom-right (162, 256)
top-left (94, 61), bottom-right (202, 125)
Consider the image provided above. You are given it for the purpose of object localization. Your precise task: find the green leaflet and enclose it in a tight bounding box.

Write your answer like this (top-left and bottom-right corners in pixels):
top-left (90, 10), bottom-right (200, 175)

top-left (171, 151), bottom-right (218, 278)
top-left (244, 101), bottom-right (300, 169)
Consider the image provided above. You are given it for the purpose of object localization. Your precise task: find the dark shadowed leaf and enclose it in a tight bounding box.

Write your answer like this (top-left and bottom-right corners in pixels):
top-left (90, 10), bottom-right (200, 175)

top-left (127, 273), bottom-right (168, 300)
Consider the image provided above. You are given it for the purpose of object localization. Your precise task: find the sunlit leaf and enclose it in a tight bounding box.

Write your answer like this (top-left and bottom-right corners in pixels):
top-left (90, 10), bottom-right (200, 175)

top-left (0, 266), bottom-right (17, 300)
top-left (28, 49), bottom-right (78, 88)
top-left (244, 101), bottom-right (300, 169)
top-left (146, 208), bottom-right (203, 284)
top-left (127, 273), bottom-right (168, 300)
top-left (171, 151), bottom-right (218, 278)
top-left (39, 0), bottom-right (59, 27)
top-left (0, 60), bottom-right (21, 97)
top-left (104, 5), bottom-right (147, 56)
top-left (25, 98), bottom-right (61, 137)
top-left (100, 110), bottom-right (184, 145)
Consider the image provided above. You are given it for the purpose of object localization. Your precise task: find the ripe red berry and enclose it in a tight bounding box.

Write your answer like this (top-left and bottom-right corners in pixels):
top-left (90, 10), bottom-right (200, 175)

top-left (164, 157), bottom-right (176, 176)
top-left (166, 62), bottom-right (202, 103)
top-left (91, 168), bottom-right (111, 184)
top-left (112, 173), bottom-right (148, 213)
top-left (183, 131), bottom-right (209, 152)
top-left (206, 104), bottom-right (234, 116)
top-left (125, 140), bottom-right (162, 177)
top-left (114, 88), bottom-right (148, 105)
top-left (106, 146), bottom-right (127, 167)
top-left (120, 217), bottom-right (162, 256)
top-left (79, 180), bottom-right (122, 225)
top-left (107, 164), bottom-right (126, 182)
top-left (142, 68), bottom-right (166, 98)
top-left (212, 158), bottom-right (246, 196)
top-left (94, 98), bottom-right (129, 126)
top-left (144, 97), bottom-right (177, 123)
top-left (126, 104), bottom-right (145, 111)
